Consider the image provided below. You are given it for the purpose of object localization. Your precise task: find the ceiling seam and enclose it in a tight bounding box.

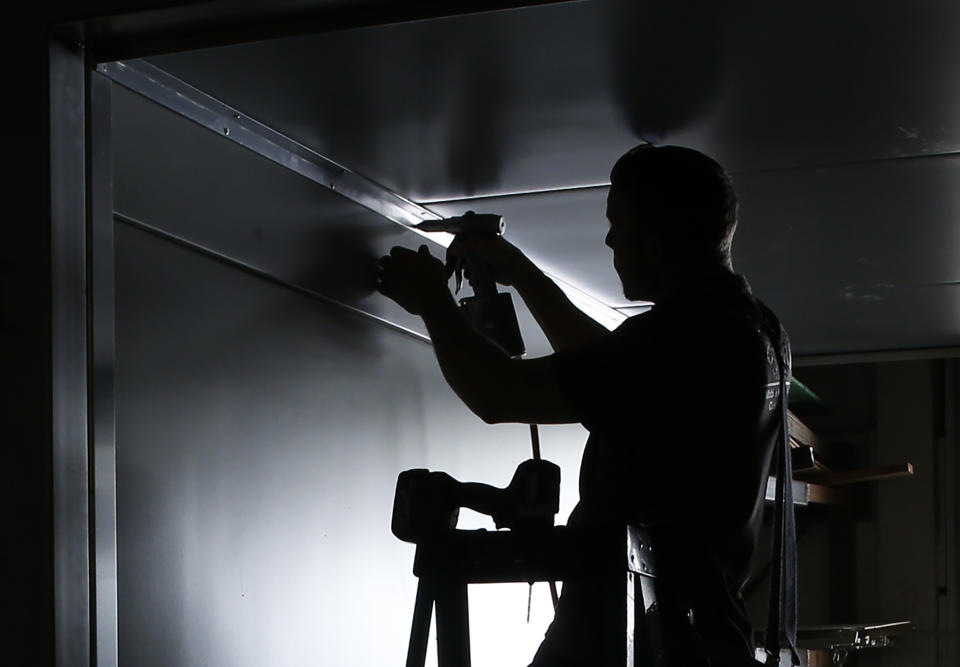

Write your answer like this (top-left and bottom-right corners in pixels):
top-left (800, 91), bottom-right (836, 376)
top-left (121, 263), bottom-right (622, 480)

top-left (421, 149), bottom-right (960, 205)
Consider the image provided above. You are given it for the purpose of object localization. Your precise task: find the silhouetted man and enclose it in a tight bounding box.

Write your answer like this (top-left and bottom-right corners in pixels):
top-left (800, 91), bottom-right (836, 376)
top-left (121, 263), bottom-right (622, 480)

top-left (377, 145), bottom-right (788, 667)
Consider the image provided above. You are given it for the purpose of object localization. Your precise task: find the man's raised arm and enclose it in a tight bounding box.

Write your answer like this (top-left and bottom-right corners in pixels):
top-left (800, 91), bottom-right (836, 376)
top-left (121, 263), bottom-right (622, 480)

top-left (376, 244), bottom-right (577, 425)
top-left (446, 235), bottom-right (608, 351)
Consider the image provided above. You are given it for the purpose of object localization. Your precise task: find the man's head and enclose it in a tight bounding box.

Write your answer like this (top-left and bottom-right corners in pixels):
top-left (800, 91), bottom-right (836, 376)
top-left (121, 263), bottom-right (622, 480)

top-left (604, 144), bottom-right (739, 301)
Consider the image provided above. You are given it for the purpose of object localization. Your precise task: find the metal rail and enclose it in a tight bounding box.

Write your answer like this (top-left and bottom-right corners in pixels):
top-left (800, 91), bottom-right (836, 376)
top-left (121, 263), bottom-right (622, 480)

top-left (99, 59), bottom-right (443, 234)
top-left (99, 58), bottom-right (627, 330)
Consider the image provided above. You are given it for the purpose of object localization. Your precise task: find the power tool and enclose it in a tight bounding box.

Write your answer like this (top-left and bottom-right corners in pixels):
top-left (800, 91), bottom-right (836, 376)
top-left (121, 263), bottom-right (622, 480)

top-left (414, 211), bottom-right (525, 358)
top-left (390, 459), bottom-right (561, 543)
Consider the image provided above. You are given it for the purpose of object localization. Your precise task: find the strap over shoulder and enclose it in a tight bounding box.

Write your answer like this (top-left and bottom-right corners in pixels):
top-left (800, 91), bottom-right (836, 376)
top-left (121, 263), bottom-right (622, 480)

top-left (753, 300), bottom-right (800, 667)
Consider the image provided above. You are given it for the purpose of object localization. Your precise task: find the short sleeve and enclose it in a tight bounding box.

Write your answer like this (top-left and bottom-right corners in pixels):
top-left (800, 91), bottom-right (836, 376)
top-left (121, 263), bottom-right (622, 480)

top-left (550, 314), bottom-right (669, 435)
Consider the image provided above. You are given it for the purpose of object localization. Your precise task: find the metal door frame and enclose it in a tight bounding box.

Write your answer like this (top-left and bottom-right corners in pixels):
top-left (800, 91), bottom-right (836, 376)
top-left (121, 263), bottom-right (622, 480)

top-left (49, 36), bottom-right (118, 667)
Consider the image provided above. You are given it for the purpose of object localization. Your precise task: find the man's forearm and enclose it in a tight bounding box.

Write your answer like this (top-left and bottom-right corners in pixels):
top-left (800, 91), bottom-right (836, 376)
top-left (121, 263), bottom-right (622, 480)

top-left (419, 290), bottom-right (515, 422)
top-left (512, 260), bottom-right (608, 351)
top-left (418, 287), bottom-right (576, 425)
top-left (376, 242), bottom-right (575, 424)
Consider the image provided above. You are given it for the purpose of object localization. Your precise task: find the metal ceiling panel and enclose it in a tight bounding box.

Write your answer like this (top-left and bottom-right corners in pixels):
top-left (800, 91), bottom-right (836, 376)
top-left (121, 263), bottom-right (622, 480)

top-left (733, 156), bottom-right (960, 355)
top-left (114, 0), bottom-right (960, 356)
top-left (113, 66), bottom-right (960, 356)
top-left (145, 0), bottom-right (960, 202)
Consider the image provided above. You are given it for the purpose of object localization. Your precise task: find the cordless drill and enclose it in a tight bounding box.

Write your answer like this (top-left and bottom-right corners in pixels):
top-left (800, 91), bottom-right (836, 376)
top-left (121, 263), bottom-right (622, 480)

top-left (414, 211), bottom-right (525, 358)
top-left (391, 459), bottom-right (561, 543)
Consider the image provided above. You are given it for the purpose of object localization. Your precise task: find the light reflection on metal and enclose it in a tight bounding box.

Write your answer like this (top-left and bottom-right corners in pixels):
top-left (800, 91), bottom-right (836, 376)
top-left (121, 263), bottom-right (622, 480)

top-left (100, 58), bottom-right (628, 330)
top-left (764, 477), bottom-right (811, 506)
top-left (114, 212), bottom-right (432, 345)
top-left (550, 276), bottom-right (628, 331)
top-left (90, 70), bottom-right (120, 667)
top-left (50, 37), bottom-right (92, 667)
top-left (418, 182), bottom-right (613, 205)
top-left (100, 59), bottom-right (448, 240)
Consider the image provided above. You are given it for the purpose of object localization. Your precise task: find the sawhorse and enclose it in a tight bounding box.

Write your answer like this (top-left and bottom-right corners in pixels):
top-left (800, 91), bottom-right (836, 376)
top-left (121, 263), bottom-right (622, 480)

top-left (404, 524), bottom-right (662, 667)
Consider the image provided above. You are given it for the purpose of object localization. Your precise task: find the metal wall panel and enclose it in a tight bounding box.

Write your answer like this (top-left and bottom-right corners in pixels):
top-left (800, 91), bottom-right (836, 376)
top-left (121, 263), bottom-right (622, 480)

top-left (112, 80), bottom-right (588, 666)
top-left (112, 84), bottom-right (565, 356)
top-left (114, 223), bottom-right (587, 666)
top-left (146, 0), bottom-right (960, 201)
top-left (111, 83), bottom-right (420, 333)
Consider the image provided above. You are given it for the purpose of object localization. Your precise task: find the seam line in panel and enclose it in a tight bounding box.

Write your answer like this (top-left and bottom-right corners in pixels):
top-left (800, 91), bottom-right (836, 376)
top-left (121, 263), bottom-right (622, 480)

top-left (114, 212), bottom-right (432, 345)
top-left (422, 151), bottom-right (960, 205)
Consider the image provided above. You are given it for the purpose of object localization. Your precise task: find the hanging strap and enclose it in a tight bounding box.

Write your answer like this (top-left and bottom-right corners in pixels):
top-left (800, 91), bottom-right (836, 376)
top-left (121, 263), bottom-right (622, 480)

top-left (756, 303), bottom-right (801, 666)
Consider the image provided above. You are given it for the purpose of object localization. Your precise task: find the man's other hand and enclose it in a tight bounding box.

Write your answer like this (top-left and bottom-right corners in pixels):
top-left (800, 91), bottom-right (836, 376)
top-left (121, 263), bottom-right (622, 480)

top-left (377, 245), bottom-right (450, 315)
top-left (446, 235), bottom-right (533, 287)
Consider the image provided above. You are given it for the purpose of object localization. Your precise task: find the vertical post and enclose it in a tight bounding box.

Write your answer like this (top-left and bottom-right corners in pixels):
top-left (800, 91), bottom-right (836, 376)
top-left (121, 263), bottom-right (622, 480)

top-left (628, 525), bottom-right (661, 667)
top-left (434, 578), bottom-right (471, 667)
top-left (626, 571), bottom-right (637, 667)
top-left (407, 579), bottom-right (434, 667)
top-left (597, 567), bottom-right (629, 667)
top-left (937, 360), bottom-right (959, 666)
top-left (88, 66), bottom-right (118, 667)
top-left (872, 362), bottom-right (938, 665)
top-left (50, 36), bottom-right (91, 667)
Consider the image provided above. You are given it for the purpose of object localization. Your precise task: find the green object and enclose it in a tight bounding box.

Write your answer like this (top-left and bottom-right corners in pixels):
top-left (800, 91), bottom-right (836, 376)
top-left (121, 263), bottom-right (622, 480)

top-left (788, 377), bottom-right (823, 410)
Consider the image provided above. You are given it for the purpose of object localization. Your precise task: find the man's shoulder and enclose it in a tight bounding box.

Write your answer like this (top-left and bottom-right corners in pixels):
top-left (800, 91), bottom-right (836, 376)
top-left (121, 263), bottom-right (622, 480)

top-left (618, 286), bottom-right (770, 341)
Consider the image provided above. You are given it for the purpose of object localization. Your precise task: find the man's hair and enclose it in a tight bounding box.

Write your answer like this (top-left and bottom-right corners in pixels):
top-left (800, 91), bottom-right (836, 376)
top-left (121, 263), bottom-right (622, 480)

top-left (609, 144), bottom-right (739, 263)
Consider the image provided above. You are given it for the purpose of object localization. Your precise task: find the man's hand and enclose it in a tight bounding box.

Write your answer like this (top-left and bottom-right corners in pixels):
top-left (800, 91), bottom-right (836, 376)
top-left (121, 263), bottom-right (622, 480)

top-left (445, 235), bottom-right (534, 287)
top-left (377, 245), bottom-right (451, 315)
top-left (446, 234), bottom-right (607, 351)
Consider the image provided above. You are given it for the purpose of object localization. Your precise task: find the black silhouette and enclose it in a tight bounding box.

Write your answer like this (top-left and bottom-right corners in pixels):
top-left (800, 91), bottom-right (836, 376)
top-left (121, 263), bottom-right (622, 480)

top-left (378, 145), bottom-right (793, 667)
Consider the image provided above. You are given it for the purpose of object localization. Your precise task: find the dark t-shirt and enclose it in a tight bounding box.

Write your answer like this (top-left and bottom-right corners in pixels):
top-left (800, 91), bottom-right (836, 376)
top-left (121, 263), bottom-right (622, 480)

top-left (539, 271), bottom-right (785, 667)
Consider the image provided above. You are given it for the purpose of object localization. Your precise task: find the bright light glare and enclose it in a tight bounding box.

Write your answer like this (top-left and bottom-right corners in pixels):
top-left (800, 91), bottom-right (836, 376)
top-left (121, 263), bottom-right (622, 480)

top-left (420, 582), bottom-right (560, 667)
top-left (410, 220), bottom-right (628, 331)
top-left (550, 275), bottom-right (628, 331)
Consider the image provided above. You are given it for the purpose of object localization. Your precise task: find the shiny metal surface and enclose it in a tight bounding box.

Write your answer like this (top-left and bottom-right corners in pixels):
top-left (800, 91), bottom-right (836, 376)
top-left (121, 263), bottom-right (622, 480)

top-left (82, 2), bottom-right (960, 665)
top-left (764, 478), bottom-right (812, 508)
top-left (111, 74), bottom-right (589, 665)
top-left (111, 82), bottom-right (433, 340)
top-left (111, 84), bottom-right (604, 356)
top-left (114, 211), bottom-right (431, 344)
top-left (89, 70), bottom-right (119, 667)
top-left (146, 0), bottom-right (960, 201)
top-left (123, 0), bottom-right (960, 355)
top-left (105, 60), bottom-right (624, 329)
top-left (49, 37), bottom-right (91, 667)
top-left (114, 222), bottom-right (588, 666)
top-left (101, 59), bottom-right (444, 232)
